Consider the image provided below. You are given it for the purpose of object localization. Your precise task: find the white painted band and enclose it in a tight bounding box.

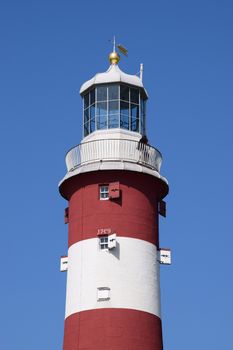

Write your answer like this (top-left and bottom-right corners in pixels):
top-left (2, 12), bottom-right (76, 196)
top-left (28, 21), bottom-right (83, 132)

top-left (65, 237), bottom-right (161, 319)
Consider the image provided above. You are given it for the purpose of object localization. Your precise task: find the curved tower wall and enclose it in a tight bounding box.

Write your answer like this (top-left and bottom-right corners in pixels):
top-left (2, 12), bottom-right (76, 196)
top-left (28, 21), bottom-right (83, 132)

top-left (60, 170), bottom-right (167, 350)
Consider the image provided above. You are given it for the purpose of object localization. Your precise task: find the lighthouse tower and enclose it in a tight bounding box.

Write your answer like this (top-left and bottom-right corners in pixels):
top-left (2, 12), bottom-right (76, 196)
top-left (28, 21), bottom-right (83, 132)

top-left (59, 49), bottom-right (169, 350)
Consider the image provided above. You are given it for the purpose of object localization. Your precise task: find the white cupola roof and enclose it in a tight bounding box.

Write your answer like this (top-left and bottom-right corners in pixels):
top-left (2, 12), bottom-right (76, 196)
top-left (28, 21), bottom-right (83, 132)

top-left (80, 61), bottom-right (148, 98)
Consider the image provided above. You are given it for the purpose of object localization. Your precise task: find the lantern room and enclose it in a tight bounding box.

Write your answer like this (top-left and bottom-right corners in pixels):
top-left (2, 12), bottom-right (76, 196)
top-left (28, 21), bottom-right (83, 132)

top-left (80, 54), bottom-right (148, 139)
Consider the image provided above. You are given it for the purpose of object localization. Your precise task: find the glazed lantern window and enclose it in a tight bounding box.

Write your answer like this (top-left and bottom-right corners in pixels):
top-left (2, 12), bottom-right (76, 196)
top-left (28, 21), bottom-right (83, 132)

top-left (83, 84), bottom-right (147, 137)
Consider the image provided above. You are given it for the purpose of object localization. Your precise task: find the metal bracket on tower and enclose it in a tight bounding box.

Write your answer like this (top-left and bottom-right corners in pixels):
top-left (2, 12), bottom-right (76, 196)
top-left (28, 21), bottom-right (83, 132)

top-left (158, 201), bottom-right (166, 217)
top-left (60, 256), bottom-right (68, 272)
top-left (159, 249), bottom-right (171, 265)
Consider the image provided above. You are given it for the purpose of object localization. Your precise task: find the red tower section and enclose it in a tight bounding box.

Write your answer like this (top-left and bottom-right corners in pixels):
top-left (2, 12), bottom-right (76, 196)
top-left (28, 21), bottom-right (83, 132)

top-left (59, 50), bottom-right (169, 349)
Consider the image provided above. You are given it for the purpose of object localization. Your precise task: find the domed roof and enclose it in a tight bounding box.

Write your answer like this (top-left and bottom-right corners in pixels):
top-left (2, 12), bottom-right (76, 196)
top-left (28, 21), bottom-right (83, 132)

top-left (80, 63), bottom-right (148, 97)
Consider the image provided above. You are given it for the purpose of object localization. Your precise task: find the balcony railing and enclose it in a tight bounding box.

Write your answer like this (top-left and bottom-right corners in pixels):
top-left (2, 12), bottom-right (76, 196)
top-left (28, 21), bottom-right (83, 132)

top-left (65, 139), bottom-right (162, 173)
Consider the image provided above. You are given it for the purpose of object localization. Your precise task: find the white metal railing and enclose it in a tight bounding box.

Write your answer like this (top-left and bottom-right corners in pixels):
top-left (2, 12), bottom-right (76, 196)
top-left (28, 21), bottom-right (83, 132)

top-left (65, 139), bottom-right (162, 173)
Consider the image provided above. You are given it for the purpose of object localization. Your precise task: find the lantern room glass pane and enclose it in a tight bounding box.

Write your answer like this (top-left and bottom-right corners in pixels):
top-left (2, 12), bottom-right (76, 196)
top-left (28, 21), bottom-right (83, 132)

top-left (97, 86), bottom-right (107, 101)
top-left (131, 118), bottom-right (140, 132)
top-left (96, 102), bottom-right (107, 117)
top-left (120, 85), bottom-right (129, 101)
top-left (140, 98), bottom-right (146, 135)
top-left (131, 104), bottom-right (139, 132)
top-left (109, 101), bottom-right (119, 128)
top-left (109, 115), bottom-right (119, 128)
top-left (140, 117), bottom-right (145, 135)
top-left (130, 88), bottom-right (139, 104)
top-left (84, 123), bottom-right (89, 136)
top-left (131, 103), bottom-right (139, 119)
top-left (90, 105), bottom-right (95, 119)
top-left (90, 89), bottom-right (95, 105)
top-left (121, 101), bottom-right (129, 115)
top-left (84, 108), bottom-right (89, 123)
top-left (140, 98), bottom-right (145, 116)
top-left (120, 101), bottom-right (129, 129)
top-left (108, 85), bottom-right (119, 100)
top-left (120, 114), bottom-right (129, 129)
top-left (90, 118), bottom-right (95, 132)
top-left (97, 115), bottom-right (107, 129)
top-left (109, 101), bottom-right (118, 114)
top-left (84, 93), bottom-right (89, 109)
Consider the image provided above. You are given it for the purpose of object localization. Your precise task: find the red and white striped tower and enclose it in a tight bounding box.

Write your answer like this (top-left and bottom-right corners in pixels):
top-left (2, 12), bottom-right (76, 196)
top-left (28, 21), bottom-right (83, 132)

top-left (59, 49), bottom-right (169, 350)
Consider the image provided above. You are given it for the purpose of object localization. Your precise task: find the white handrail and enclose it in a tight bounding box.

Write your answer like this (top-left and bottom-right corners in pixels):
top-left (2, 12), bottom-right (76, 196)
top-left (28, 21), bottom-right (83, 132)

top-left (65, 139), bottom-right (162, 173)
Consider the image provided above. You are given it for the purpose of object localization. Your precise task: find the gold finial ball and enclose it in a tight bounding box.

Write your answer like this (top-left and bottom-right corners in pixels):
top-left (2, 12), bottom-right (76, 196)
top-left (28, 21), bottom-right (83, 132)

top-left (109, 51), bottom-right (120, 65)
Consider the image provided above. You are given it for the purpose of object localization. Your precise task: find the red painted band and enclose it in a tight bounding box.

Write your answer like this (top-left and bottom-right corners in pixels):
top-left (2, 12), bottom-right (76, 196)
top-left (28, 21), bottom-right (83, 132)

top-left (63, 308), bottom-right (163, 350)
top-left (59, 171), bottom-right (168, 247)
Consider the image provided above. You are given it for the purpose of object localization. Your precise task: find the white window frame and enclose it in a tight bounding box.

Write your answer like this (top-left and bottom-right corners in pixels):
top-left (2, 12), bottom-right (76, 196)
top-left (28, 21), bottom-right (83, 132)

top-left (99, 235), bottom-right (109, 250)
top-left (99, 234), bottom-right (117, 250)
top-left (99, 185), bottom-right (109, 200)
top-left (97, 287), bottom-right (110, 301)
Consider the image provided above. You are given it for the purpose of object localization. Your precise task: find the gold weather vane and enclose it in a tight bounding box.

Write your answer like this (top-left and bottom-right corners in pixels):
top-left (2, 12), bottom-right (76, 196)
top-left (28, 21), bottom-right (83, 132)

top-left (108, 36), bottom-right (128, 64)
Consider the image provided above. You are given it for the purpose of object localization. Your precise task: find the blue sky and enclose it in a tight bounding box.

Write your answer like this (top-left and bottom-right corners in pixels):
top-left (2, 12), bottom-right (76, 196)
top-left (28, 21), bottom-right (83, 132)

top-left (1, 0), bottom-right (233, 349)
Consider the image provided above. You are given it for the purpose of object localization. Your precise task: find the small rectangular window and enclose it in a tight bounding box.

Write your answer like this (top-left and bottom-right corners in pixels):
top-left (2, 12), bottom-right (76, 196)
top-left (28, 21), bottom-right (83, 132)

top-left (99, 185), bottom-right (109, 200)
top-left (99, 233), bottom-right (116, 250)
top-left (99, 235), bottom-right (109, 249)
top-left (97, 287), bottom-right (110, 301)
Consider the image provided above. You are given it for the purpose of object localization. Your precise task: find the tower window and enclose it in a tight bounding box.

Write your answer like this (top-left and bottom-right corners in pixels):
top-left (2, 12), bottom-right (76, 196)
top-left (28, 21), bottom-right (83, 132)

top-left (99, 185), bottom-right (109, 200)
top-left (99, 235), bottom-right (109, 249)
top-left (97, 287), bottom-right (110, 301)
top-left (99, 233), bottom-right (117, 250)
